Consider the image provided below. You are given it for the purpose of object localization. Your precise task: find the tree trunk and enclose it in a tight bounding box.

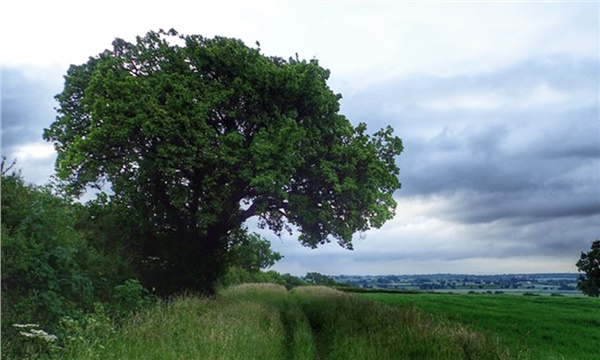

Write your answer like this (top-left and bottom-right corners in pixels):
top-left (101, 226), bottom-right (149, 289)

top-left (169, 220), bottom-right (231, 295)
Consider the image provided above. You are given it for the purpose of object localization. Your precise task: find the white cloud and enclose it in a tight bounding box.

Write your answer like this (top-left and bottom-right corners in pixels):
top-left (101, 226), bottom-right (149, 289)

top-left (420, 84), bottom-right (575, 112)
top-left (13, 142), bottom-right (55, 161)
top-left (1, 1), bottom-right (261, 68)
top-left (527, 83), bottom-right (570, 106)
top-left (422, 93), bottom-right (506, 111)
top-left (3, 2), bottom-right (596, 77)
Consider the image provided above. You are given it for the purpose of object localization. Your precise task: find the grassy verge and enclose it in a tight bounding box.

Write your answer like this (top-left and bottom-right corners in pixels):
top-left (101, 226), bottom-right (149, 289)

top-left (361, 292), bottom-right (600, 360)
top-left (58, 285), bottom-right (517, 359)
top-left (61, 283), bottom-right (307, 359)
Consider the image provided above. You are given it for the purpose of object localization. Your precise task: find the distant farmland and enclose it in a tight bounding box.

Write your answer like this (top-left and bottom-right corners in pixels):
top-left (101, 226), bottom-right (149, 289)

top-left (334, 273), bottom-right (582, 296)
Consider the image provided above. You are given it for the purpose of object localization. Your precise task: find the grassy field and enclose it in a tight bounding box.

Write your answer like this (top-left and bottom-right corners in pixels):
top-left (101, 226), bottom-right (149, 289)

top-left (361, 292), bottom-right (600, 360)
top-left (57, 284), bottom-right (513, 359)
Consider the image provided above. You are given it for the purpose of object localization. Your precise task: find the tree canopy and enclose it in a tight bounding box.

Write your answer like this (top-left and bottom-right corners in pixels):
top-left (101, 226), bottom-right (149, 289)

top-left (576, 240), bottom-right (600, 297)
top-left (44, 29), bottom-right (403, 294)
top-left (228, 230), bottom-right (283, 273)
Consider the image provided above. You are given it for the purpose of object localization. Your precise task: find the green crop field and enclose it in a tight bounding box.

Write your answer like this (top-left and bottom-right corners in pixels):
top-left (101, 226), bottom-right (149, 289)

top-left (361, 292), bottom-right (600, 360)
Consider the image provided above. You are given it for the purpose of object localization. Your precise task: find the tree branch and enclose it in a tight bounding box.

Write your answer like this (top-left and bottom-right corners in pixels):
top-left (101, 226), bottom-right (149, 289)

top-left (238, 198), bottom-right (288, 223)
top-left (238, 201), bottom-right (260, 223)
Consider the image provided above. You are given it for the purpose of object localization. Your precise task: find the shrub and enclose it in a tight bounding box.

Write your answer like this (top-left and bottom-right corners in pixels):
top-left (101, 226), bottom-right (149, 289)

top-left (1, 172), bottom-right (145, 359)
top-left (1, 174), bottom-right (96, 357)
top-left (112, 279), bottom-right (154, 317)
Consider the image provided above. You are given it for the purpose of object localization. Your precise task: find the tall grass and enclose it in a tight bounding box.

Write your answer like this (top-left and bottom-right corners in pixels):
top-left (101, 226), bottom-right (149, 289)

top-left (58, 285), bottom-right (515, 359)
top-left (293, 286), bottom-right (512, 360)
top-left (219, 283), bottom-right (317, 360)
top-left (61, 284), bottom-right (301, 359)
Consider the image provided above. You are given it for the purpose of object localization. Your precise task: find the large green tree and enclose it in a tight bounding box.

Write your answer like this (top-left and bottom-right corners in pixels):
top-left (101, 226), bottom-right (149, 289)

top-left (44, 29), bottom-right (403, 294)
top-left (576, 240), bottom-right (600, 297)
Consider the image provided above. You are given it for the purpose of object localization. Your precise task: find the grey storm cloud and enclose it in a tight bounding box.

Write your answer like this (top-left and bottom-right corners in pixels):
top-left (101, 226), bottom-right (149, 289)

top-left (404, 108), bottom-right (599, 197)
top-left (343, 55), bottom-right (598, 133)
top-left (1, 66), bottom-right (64, 183)
top-left (284, 53), bottom-right (599, 275)
top-left (340, 55), bottom-right (600, 226)
top-left (268, 205), bottom-right (599, 275)
top-left (1, 66), bottom-right (64, 153)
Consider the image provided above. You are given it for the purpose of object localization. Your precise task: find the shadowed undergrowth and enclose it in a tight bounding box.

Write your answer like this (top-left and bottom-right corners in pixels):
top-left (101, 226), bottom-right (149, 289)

top-left (58, 284), bottom-right (514, 359)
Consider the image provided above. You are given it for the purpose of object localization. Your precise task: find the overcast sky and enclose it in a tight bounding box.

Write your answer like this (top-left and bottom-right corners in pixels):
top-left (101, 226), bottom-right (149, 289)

top-left (2, 1), bottom-right (599, 276)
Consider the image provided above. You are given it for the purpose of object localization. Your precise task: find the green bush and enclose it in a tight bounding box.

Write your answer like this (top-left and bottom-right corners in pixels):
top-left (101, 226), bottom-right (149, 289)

top-left (1, 172), bottom-right (147, 359)
top-left (1, 174), bottom-right (95, 358)
top-left (113, 279), bottom-right (154, 317)
top-left (58, 302), bottom-right (116, 357)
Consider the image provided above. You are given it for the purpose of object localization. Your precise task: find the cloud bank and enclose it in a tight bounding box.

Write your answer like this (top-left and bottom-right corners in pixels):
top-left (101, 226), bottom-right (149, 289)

top-left (2, 1), bottom-right (598, 275)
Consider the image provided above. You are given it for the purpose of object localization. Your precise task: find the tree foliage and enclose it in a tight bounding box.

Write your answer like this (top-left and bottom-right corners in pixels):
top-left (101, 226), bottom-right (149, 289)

top-left (44, 29), bottom-right (403, 294)
top-left (228, 230), bottom-right (282, 273)
top-left (576, 240), bottom-right (600, 297)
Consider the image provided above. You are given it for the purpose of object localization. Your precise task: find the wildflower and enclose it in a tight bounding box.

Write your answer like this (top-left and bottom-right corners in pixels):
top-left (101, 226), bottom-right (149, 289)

top-left (15, 324), bottom-right (58, 342)
top-left (30, 329), bottom-right (59, 342)
top-left (13, 323), bottom-right (40, 328)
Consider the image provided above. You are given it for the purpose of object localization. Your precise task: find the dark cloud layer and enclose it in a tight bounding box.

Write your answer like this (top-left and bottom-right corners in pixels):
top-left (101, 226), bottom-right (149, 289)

top-left (1, 67), bottom-right (64, 183)
top-left (321, 54), bottom-right (600, 273)
top-left (1, 66), bottom-right (64, 153)
top-left (342, 55), bottom-right (599, 224)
